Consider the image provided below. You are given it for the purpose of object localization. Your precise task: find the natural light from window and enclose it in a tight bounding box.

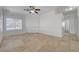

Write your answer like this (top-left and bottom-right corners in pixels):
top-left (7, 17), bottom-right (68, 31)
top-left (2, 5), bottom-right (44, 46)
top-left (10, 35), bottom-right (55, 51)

top-left (6, 18), bottom-right (22, 31)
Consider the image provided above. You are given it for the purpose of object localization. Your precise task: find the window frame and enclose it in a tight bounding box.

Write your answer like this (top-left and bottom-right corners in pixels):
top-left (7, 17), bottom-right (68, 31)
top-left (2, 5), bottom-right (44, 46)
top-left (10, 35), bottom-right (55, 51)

top-left (6, 17), bottom-right (22, 31)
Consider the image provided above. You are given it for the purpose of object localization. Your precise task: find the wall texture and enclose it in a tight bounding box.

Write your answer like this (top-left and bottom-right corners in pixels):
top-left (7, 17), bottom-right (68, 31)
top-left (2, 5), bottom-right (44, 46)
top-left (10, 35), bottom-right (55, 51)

top-left (0, 9), bottom-right (3, 36)
top-left (25, 11), bottom-right (63, 37)
top-left (25, 14), bottom-right (40, 33)
top-left (0, 8), bottom-right (3, 44)
top-left (78, 7), bottom-right (79, 38)
top-left (39, 11), bottom-right (63, 37)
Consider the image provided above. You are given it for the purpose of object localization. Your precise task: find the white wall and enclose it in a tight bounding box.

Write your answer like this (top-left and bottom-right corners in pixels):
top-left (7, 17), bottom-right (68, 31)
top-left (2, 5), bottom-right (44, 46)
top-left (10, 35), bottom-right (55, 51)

top-left (78, 7), bottom-right (79, 38)
top-left (25, 14), bottom-right (40, 33)
top-left (63, 20), bottom-right (70, 32)
top-left (0, 9), bottom-right (3, 36)
top-left (25, 11), bottom-right (63, 37)
top-left (74, 10), bottom-right (78, 35)
top-left (39, 11), bottom-right (63, 37)
top-left (0, 8), bottom-right (3, 43)
top-left (69, 16), bottom-right (75, 34)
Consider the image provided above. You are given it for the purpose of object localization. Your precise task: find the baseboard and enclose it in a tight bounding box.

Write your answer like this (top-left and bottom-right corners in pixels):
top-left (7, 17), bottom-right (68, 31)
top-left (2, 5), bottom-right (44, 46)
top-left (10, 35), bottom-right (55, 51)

top-left (39, 32), bottom-right (62, 38)
top-left (3, 32), bottom-right (26, 37)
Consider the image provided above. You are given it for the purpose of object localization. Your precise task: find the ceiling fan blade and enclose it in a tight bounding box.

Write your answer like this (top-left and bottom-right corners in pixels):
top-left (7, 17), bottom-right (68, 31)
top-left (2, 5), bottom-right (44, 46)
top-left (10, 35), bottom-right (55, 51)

top-left (30, 6), bottom-right (35, 9)
top-left (24, 9), bottom-right (30, 11)
top-left (35, 9), bottom-right (40, 11)
top-left (30, 6), bottom-right (32, 8)
top-left (29, 12), bottom-right (32, 13)
top-left (35, 11), bottom-right (38, 14)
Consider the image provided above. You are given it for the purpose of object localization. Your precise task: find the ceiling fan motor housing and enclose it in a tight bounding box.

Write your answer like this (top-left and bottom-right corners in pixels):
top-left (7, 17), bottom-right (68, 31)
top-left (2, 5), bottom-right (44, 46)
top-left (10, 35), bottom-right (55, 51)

top-left (24, 6), bottom-right (40, 14)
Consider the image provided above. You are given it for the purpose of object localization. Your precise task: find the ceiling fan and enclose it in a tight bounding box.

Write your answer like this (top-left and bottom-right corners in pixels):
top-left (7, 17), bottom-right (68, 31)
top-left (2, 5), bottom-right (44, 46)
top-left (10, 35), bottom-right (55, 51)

top-left (24, 6), bottom-right (40, 14)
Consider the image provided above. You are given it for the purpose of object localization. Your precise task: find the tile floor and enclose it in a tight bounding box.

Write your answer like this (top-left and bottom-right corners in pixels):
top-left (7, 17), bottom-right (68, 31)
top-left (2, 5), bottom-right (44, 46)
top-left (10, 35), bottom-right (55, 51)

top-left (0, 33), bottom-right (79, 52)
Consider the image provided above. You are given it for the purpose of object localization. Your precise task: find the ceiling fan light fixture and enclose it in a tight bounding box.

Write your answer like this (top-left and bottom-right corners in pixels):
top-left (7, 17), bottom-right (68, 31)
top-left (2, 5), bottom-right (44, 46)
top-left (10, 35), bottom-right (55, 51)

top-left (68, 7), bottom-right (73, 10)
top-left (24, 6), bottom-right (40, 14)
top-left (65, 7), bottom-right (73, 11)
top-left (30, 10), bottom-right (35, 13)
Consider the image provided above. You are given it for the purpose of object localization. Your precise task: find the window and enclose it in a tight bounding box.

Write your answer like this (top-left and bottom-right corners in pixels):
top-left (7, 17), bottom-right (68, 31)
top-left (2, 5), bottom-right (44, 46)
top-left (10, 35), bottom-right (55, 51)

top-left (6, 18), bottom-right (22, 31)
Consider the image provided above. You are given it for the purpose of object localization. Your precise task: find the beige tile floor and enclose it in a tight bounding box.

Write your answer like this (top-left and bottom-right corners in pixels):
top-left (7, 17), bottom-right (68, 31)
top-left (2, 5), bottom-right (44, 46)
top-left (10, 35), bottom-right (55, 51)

top-left (0, 33), bottom-right (79, 52)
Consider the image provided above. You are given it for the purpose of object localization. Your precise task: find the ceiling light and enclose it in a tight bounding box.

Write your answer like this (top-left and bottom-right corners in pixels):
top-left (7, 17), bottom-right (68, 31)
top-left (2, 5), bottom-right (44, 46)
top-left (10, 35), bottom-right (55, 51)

top-left (65, 7), bottom-right (73, 11)
top-left (30, 10), bottom-right (34, 13)
top-left (69, 7), bottom-right (73, 10)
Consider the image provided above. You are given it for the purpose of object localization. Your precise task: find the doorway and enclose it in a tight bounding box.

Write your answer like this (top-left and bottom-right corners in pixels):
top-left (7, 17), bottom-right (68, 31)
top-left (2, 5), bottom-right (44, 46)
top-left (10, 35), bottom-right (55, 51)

top-left (62, 8), bottom-right (78, 40)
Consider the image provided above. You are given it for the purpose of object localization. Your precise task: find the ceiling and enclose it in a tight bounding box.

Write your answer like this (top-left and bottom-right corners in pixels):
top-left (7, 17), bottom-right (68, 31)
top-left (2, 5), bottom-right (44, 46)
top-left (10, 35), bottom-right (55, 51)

top-left (3, 6), bottom-right (57, 15)
top-left (1, 6), bottom-right (77, 15)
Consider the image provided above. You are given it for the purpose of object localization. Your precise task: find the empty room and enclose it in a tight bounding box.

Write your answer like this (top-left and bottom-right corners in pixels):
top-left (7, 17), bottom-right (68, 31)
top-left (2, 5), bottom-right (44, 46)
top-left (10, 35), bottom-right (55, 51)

top-left (0, 6), bottom-right (79, 52)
